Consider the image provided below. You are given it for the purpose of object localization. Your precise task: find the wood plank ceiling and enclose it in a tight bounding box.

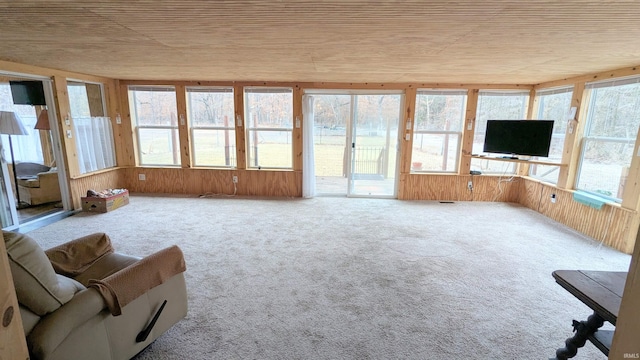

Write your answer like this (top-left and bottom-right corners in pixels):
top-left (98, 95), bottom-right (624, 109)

top-left (0, 1), bottom-right (639, 84)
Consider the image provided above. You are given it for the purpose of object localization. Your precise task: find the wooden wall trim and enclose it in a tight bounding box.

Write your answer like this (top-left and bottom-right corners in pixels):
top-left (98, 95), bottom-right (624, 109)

top-left (610, 226), bottom-right (640, 358)
top-left (400, 88), bottom-right (417, 174)
top-left (459, 89), bottom-right (479, 175)
top-left (397, 88), bottom-right (416, 200)
top-left (51, 76), bottom-right (80, 179)
top-left (117, 83), bottom-right (137, 166)
top-left (0, 234), bottom-right (29, 360)
top-left (621, 125), bottom-right (640, 211)
top-left (175, 85), bottom-right (191, 168)
top-left (233, 85), bottom-right (247, 169)
top-left (106, 80), bottom-right (131, 167)
top-left (534, 64), bottom-right (640, 89)
top-left (557, 82), bottom-right (586, 189)
top-left (0, 59), bottom-right (112, 84)
top-left (292, 86), bottom-right (303, 171)
top-left (119, 79), bottom-right (535, 91)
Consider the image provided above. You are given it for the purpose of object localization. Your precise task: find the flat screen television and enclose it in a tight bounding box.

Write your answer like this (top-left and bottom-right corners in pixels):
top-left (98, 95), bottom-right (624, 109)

top-left (9, 80), bottom-right (46, 106)
top-left (483, 120), bottom-right (554, 157)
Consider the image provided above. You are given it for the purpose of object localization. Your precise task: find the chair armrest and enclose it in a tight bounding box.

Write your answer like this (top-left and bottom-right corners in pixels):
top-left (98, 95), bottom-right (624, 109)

top-left (27, 288), bottom-right (106, 359)
top-left (89, 245), bottom-right (186, 316)
top-left (45, 233), bottom-right (114, 277)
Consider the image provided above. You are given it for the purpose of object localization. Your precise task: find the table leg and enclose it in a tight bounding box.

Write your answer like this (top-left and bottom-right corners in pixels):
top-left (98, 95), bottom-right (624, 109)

top-left (552, 312), bottom-right (605, 360)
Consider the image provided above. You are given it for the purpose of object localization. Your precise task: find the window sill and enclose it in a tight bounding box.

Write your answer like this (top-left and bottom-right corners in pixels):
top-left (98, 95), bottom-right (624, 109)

top-left (70, 167), bottom-right (121, 180)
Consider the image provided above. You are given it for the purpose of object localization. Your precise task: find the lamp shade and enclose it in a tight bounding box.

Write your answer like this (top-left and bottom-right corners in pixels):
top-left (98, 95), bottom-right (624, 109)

top-left (34, 109), bottom-right (51, 130)
top-left (0, 111), bottom-right (28, 135)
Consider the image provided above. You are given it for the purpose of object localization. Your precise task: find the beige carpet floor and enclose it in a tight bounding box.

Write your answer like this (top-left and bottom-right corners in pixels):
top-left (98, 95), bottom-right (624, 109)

top-left (27, 194), bottom-right (631, 360)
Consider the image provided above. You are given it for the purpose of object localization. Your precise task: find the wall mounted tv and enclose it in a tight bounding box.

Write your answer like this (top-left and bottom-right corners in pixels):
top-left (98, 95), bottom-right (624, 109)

top-left (483, 120), bottom-right (554, 157)
top-left (9, 80), bottom-right (46, 106)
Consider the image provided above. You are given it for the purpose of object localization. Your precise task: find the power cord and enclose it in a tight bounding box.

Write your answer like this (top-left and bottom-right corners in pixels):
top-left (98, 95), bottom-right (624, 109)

top-left (493, 162), bottom-right (517, 201)
top-left (199, 182), bottom-right (237, 198)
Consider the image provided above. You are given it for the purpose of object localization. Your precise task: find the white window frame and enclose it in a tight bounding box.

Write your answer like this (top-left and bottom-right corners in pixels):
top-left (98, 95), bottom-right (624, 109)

top-left (129, 85), bottom-right (179, 167)
top-left (527, 86), bottom-right (574, 183)
top-left (576, 76), bottom-right (640, 202)
top-left (412, 89), bottom-right (467, 173)
top-left (244, 87), bottom-right (293, 169)
top-left (68, 80), bottom-right (117, 174)
top-left (187, 86), bottom-right (236, 168)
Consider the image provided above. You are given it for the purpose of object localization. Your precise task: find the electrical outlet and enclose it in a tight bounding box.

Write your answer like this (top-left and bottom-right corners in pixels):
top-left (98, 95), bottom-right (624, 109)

top-left (138, 173), bottom-right (146, 181)
top-left (551, 193), bottom-right (556, 203)
top-left (467, 181), bottom-right (473, 191)
top-left (232, 175), bottom-right (238, 183)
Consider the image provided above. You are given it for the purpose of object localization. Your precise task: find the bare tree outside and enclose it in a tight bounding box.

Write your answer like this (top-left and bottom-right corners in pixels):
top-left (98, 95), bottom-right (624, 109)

top-left (577, 81), bottom-right (640, 199)
top-left (129, 87), bottom-right (179, 166)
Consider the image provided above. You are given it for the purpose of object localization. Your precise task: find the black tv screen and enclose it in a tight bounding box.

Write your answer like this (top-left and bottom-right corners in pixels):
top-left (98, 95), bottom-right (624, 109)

top-left (9, 80), bottom-right (46, 106)
top-left (483, 120), bottom-right (554, 157)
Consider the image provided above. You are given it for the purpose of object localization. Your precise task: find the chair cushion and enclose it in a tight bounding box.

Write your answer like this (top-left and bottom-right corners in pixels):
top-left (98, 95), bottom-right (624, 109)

top-left (3, 231), bottom-right (84, 316)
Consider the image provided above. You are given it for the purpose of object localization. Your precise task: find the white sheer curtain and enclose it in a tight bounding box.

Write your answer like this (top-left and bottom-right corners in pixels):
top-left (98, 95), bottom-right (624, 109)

top-left (73, 116), bottom-right (116, 174)
top-left (0, 115), bottom-right (44, 164)
top-left (302, 95), bottom-right (316, 198)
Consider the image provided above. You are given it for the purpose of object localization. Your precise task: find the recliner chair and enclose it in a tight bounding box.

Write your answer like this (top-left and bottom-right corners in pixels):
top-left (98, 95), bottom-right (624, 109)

top-left (3, 231), bottom-right (188, 360)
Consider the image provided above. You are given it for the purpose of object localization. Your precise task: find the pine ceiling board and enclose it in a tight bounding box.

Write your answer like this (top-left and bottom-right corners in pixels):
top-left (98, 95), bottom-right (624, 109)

top-left (0, 1), bottom-right (639, 83)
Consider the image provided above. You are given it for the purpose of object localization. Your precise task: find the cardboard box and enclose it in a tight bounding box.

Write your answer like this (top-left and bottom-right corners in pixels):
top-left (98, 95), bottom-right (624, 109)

top-left (81, 190), bottom-right (129, 213)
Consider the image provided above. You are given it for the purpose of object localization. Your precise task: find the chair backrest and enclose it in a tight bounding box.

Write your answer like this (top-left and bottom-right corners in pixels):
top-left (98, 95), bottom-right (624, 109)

top-left (3, 231), bottom-right (84, 316)
top-left (15, 162), bottom-right (51, 178)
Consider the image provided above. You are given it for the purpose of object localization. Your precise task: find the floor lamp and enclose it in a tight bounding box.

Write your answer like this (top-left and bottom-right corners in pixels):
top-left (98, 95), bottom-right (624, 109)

top-left (0, 111), bottom-right (29, 209)
top-left (34, 109), bottom-right (55, 167)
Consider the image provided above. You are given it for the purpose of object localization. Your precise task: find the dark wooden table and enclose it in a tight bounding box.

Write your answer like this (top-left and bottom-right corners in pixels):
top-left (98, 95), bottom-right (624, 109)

top-left (551, 270), bottom-right (627, 360)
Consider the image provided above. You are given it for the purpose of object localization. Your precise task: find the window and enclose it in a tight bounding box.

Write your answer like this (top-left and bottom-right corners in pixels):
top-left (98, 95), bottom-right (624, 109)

top-left (576, 76), bottom-right (640, 201)
top-left (528, 86), bottom-right (573, 184)
top-left (471, 91), bottom-right (530, 174)
top-left (244, 88), bottom-right (293, 169)
top-left (412, 90), bottom-right (466, 172)
top-left (129, 86), bottom-right (179, 166)
top-left (68, 81), bottom-right (116, 173)
top-left (187, 87), bottom-right (236, 167)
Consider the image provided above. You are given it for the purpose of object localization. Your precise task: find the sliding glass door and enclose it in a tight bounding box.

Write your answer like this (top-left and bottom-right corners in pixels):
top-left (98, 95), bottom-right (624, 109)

top-left (311, 91), bottom-right (402, 197)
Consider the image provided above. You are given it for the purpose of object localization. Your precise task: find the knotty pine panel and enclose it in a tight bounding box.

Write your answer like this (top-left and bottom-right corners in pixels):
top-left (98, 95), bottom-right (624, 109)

top-left (469, 175), bottom-right (521, 203)
top-left (69, 168), bottom-right (125, 209)
top-left (0, 235), bottom-right (29, 360)
top-left (520, 178), bottom-right (638, 254)
top-left (182, 169), bottom-right (238, 196)
top-left (400, 174), bottom-right (460, 201)
top-left (518, 179), bottom-right (543, 210)
top-left (398, 174), bottom-right (519, 202)
top-left (243, 170), bottom-right (301, 197)
top-left (123, 168), bottom-right (185, 194)
top-left (122, 168), bottom-right (301, 197)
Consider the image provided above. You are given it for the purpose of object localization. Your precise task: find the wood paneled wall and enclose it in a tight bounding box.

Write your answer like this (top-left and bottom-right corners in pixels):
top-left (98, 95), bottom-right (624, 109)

top-left (0, 235), bottom-right (29, 360)
top-left (69, 169), bottom-right (125, 209)
top-left (121, 168), bottom-right (301, 197)
top-left (518, 178), bottom-right (637, 253)
top-left (399, 174), bottom-right (520, 203)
